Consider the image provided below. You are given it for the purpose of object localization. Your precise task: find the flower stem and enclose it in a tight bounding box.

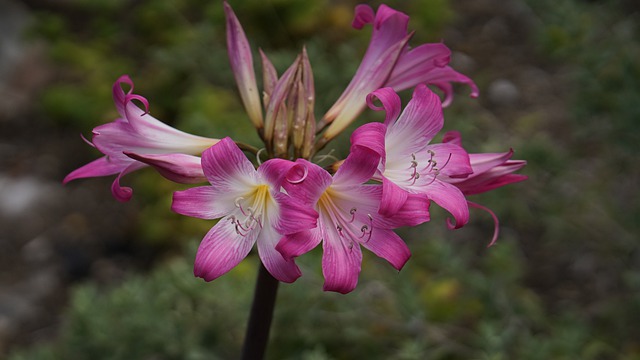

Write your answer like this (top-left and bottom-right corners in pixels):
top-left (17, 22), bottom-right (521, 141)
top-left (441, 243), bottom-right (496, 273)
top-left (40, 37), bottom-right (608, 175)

top-left (241, 263), bottom-right (279, 360)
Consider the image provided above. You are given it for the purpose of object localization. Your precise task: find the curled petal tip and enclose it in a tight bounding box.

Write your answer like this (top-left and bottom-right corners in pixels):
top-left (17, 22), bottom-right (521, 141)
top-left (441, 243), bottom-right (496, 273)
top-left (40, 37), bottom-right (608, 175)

top-left (352, 4), bottom-right (375, 29)
top-left (124, 94), bottom-right (150, 115)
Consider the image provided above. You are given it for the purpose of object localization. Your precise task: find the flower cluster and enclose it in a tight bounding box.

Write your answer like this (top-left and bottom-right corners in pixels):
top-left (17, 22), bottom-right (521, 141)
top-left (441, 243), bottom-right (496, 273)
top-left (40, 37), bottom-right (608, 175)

top-left (65, 3), bottom-right (525, 293)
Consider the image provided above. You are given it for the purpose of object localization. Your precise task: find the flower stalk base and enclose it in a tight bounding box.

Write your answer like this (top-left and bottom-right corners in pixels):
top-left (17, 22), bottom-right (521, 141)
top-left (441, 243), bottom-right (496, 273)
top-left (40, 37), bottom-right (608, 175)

top-left (241, 263), bottom-right (280, 360)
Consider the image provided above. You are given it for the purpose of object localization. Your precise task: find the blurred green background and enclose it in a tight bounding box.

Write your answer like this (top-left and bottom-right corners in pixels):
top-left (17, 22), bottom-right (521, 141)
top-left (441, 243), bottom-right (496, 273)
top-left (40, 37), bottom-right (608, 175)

top-left (2, 0), bottom-right (639, 358)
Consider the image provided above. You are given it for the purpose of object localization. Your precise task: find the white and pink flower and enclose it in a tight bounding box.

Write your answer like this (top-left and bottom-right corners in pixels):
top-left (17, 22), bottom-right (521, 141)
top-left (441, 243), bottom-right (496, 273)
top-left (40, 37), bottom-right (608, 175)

top-left (64, 75), bottom-right (218, 201)
top-left (352, 85), bottom-right (473, 229)
top-left (172, 138), bottom-right (317, 283)
top-left (274, 146), bottom-right (430, 294)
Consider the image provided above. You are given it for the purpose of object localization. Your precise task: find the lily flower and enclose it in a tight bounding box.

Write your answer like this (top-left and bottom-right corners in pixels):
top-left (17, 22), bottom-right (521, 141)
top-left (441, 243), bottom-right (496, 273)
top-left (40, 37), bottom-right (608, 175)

top-left (172, 137), bottom-right (317, 283)
top-left (63, 75), bottom-right (219, 202)
top-left (351, 85), bottom-right (472, 228)
top-left (441, 131), bottom-right (528, 245)
top-left (319, 4), bottom-right (479, 143)
top-left (275, 146), bottom-right (430, 294)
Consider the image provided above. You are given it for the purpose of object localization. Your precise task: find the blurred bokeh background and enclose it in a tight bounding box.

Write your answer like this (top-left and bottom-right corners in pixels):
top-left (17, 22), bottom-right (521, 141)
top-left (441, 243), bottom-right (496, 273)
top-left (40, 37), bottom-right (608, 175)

top-left (0, 0), bottom-right (638, 358)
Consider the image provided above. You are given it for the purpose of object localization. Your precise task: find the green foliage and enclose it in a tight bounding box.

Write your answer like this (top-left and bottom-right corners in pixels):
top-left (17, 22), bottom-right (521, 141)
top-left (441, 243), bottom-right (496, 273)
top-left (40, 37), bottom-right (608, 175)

top-left (9, 236), bottom-right (627, 359)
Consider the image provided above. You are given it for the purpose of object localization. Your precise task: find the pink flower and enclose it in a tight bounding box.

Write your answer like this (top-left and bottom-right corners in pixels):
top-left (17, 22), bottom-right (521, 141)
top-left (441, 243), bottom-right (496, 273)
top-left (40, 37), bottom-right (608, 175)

top-left (64, 75), bottom-right (218, 202)
top-left (320, 4), bottom-right (479, 142)
top-left (275, 146), bottom-right (430, 294)
top-left (171, 138), bottom-right (317, 283)
top-left (352, 85), bottom-right (473, 229)
top-left (441, 131), bottom-right (528, 245)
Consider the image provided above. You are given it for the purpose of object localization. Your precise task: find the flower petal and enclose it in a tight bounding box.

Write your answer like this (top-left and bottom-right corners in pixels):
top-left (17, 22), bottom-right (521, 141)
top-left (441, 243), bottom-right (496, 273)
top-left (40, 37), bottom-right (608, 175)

top-left (125, 152), bottom-right (207, 184)
top-left (361, 228), bottom-right (410, 271)
top-left (426, 180), bottom-right (469, 229)
top-left (350, 122), bottom-right (387, 166)
top-left (271, 191), bottom-right (318, 235)
top-left (379, 177), bottom-right (408, 217)
top-left (201, 137), bottom-right (258, 193)
top-left (276, 229), bottom-right (322, 260)
top-left (194, 216), bottom-right (258, 281)
top-left (63, 156), bottom-right (124, 184)
top-left (385, 84), bottom-right (444, 153)
top-left (366, 87), bottom-right (401, 125)
top-left (423, 143), bottom-right (472, 178)
top-left (110, 162), bottom-right (146, 202)
top-left (333, 146), bottom-right (380, 187)
top-left (321, 223), bottom-right (363, 294)
top-left (352, 4), bottom-right (375, 29)
top-left (422, 66), bottom-right (479, 107)
top-left (385, 43), bottom-right (453, 91)
top-left (256, 224), bottom-right (301, 283)
top-left (468, 201), bottom-right (500, 247)
top-left (376, 193), bottom-right (430, 228)
top-left (172, 186), bottom-right (236, 220)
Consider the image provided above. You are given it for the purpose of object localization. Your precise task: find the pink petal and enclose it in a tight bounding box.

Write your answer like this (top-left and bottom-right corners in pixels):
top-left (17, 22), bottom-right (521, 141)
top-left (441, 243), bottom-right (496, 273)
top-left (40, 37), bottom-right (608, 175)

top-left (333, 146), bottom-right (380, 187)
top-left (194, 218), bottom-right (258, 281)
top-left (352, 4), bottom-right (375, 29)
top-left (321, 223), bottom-right (363, 294)
top-left (468, 201), bottom-right (500, 247)
top-left (112, 75), bottom-right (135, 119)
top-left (63, 157), bottom-right (124, 184)
top-left (379, 177), bottom-right (408, 217)
top-left (376, 193), bottom-right (430, 228)
top-left (360, 228), bottom-right (410, 271)
top-left (366, 87), bottom-right (401, 125)
top-left (350, 122), bottom-right (387, 166)
top-left (224, 1), bottom-right (263, 128)
top-left (256, 225), bottom-right (301, 283)
top-left (385, 43), bottom-right (453, 91)
top-left (426, 180), bottom-right (469, 229)
top-left (442, 130), bottom-right (462, 146)
top-left (125, 152), bottom-right (207, 184)
top-left (467, 150), bottom-right (515, 176)
top-left (276, 229), bottom-right (322, 260)
top-left (258, 158), bottom-right (296, 189)
top-left (422, 66), bottom-right (479, 107)
top-left (172, 186), bottom-right (236, 220)
top-left (460, 173), bottom-right (528, 196)
top-left (200, 137), bottom-right (258, 192)
top-left (423, 143), bottom-right (472, 178)
top-left (386, 84), bottom-right (444, 150)
top-left (271, 191), bottom-right (318, 235)
top-left (321, 34), bottom-right (411, 140)
top-left (262, 159), bottom-right (332, 207)
top-left (110, 162), bottom-right (146, 202)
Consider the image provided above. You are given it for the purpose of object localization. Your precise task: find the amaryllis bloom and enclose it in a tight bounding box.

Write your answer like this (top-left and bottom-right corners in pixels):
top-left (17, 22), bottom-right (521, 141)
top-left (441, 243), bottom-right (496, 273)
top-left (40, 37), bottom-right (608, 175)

top-left (319, 4), bottom-right (479, 142)
top-left (275, 146), bottom-right (430, 294)
top-left (352, 85), bottom-right (473, 229)
top-left (441, 131), bottom-right (528, 245)
top-left (64, 75), bottom-right (218, 202)
top-left (172, 137), bottom-right (317, 283)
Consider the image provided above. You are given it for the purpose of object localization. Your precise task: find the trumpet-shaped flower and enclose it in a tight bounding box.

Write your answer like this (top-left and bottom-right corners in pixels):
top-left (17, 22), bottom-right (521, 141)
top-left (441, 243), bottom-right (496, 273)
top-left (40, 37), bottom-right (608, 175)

top-left (172, 138), bottom-right (317, 283)
top-left (320, 4), bottom-right (479, 142)
top-left (63, 75), bottom-right (218, 201)
top-left (275, 146), bottom-right (430, 294)
top-left (440, 131), bottom-right (528, 245)
top-left (351, 85), bottom-right (472, 228)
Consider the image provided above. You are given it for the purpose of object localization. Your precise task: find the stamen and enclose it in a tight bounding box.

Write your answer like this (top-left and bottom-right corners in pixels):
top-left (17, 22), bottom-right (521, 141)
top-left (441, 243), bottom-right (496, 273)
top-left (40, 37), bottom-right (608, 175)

top-left (234, 197), bottom-right (250, 216)
top-left (348, 207), bottom-right (357, 223)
